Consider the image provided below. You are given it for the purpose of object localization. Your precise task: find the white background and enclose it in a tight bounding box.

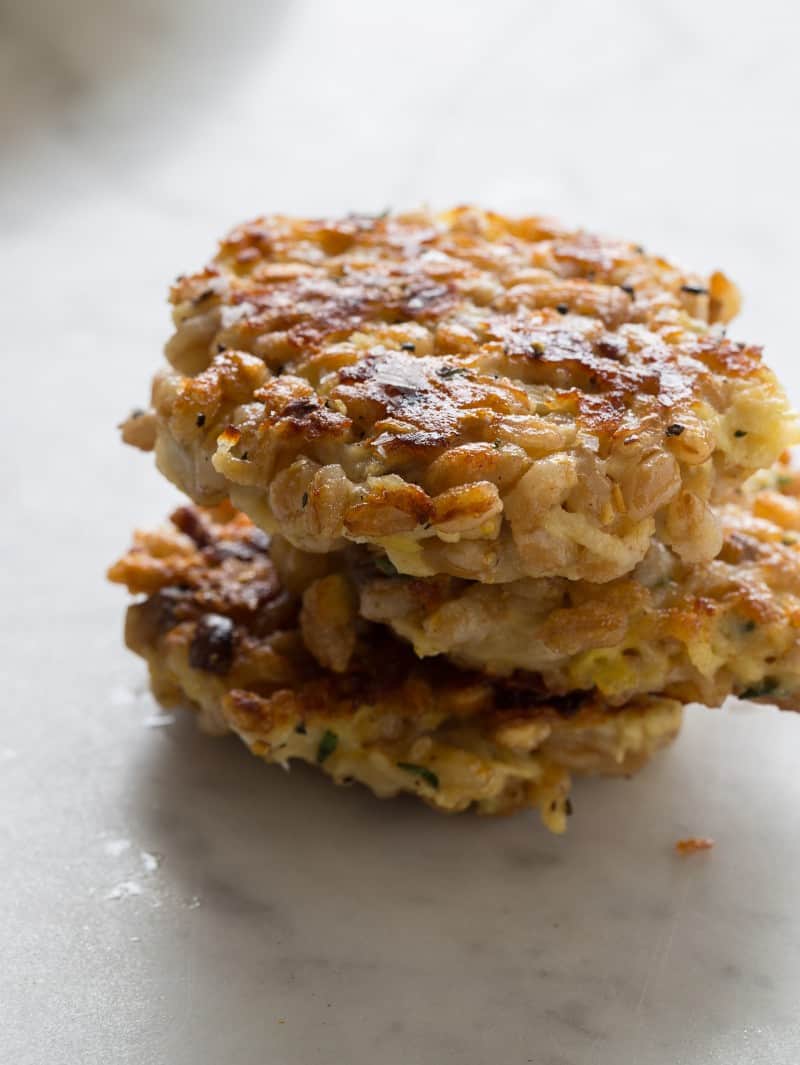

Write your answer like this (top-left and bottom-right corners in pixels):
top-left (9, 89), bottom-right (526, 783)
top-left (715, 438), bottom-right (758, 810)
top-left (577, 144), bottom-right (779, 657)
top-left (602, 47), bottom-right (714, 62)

top-left (1, 2), bottom-right (799, 1063)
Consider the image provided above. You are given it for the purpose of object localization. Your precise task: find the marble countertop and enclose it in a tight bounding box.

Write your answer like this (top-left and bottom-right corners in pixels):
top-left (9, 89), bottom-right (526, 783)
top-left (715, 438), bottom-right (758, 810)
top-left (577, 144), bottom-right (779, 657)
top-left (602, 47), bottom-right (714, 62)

top-left (2, 1), bottom-right (799, 1061)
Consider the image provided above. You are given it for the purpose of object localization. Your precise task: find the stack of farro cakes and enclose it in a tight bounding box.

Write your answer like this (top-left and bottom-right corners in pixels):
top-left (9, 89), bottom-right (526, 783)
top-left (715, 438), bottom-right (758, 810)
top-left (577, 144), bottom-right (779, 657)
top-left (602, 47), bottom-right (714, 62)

top-left (111, 208), bottom-right (800, 831)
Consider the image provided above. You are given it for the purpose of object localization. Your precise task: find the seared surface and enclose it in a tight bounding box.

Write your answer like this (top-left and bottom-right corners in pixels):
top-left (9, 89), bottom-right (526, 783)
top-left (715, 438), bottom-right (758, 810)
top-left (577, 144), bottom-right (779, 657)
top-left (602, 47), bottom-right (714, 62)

top-left (109, 501), bottom-right (681, 832)
top-left (284, 462), bottom-right (800, 707)
top-left (127, 207), bottom-right (797, 582)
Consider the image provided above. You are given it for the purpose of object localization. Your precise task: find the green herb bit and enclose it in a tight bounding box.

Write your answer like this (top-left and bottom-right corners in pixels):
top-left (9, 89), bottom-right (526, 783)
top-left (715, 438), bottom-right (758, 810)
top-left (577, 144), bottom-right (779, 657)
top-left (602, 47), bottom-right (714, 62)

top-left (397, 762), bottom-right (439, 789)
top-left (316, 730), bottom-right (338, 764)
top-left (301, 492), bottom-right (309, 508)
top-left (740, 679), bottom-right (779, 700)
top-left (778, 475), bottom-right (794, 490)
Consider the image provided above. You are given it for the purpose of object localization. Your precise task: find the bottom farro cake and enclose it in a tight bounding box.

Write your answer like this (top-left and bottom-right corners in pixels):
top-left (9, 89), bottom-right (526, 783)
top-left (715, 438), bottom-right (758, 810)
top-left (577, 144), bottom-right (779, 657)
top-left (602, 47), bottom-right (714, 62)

top-left (109, 503), bottom-right (682, 833)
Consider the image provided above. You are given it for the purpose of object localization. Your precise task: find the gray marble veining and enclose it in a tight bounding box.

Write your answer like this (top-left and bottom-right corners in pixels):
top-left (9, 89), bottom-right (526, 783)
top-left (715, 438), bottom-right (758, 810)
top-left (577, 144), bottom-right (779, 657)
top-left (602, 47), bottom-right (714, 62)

top-left (2, 1), bottom-right (799, 1061)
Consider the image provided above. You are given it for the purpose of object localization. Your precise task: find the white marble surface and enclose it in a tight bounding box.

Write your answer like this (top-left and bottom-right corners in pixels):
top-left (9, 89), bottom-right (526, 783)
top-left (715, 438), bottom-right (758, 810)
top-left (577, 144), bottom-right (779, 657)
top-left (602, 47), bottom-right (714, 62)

top-left (2, 1), bottom-right (800, 1062)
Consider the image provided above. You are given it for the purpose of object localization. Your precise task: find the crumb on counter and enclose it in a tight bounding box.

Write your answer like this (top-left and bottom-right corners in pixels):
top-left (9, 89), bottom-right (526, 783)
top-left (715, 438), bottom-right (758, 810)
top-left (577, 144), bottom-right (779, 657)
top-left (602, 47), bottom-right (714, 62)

top-left (675, 836), bottom-right (714, 855)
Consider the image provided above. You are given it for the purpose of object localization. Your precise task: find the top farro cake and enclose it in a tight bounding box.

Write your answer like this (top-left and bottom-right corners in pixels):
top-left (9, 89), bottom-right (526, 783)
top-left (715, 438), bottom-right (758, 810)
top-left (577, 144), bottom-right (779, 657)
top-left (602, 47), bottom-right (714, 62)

top-left (125, 207), bottom-right (798, 583)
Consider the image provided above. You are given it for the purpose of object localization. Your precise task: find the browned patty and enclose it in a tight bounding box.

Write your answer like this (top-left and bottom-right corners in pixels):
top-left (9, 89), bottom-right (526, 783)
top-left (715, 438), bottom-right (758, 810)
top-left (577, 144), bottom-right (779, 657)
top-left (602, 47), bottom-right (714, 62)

top-left (286, 462), bottom-right (800, 707)
top-left (123, 207), bottom-right (797, 583)
top-left (109, 501), bottom-right (682, 832)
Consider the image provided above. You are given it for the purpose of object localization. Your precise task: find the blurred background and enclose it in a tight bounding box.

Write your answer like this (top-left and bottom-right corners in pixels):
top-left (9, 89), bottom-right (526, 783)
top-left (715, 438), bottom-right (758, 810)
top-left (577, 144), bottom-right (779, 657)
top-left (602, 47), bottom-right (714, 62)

top-left (2, 4), bottom-right (799, 1063)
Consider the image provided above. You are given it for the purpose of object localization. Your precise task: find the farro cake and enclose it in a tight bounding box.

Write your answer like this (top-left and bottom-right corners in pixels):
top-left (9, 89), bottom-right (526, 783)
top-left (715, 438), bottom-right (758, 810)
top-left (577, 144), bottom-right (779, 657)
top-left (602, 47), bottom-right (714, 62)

top-left (123, 208), bottom-right (798, 583)
top-left (279, 462), bottom-right (800, 707)
top-left (109, 501), bottom-right (682, 833)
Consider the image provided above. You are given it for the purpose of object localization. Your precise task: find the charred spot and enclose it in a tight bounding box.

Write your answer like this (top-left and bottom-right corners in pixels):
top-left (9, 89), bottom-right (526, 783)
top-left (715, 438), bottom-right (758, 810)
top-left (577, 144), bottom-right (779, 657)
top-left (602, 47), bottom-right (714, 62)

top-left (171, 506), bottom-right (213, 547)
top-left (208, 539), bottom-right (259, 562)
top-left (665, 423), bottom-right (685, 437)
top-left (402, 279), bottom-right (453, 319)
top-left (542, 690), bottom-right (590, 718)
top-left (189, 614), bottom-right (236, 675)
top-left (282, 398), bottom-right (319, 418)
top-left (619, 284), bottom-right (635, 297)
top-left (370, 428), bottom-right (452, 455)
top-left (491, 683), bottom-right (590, 719)
top-left (492, 681), bottom-right (546, 712)
top-left (555, 303), bottom-right (569, 315)
top-left (196, 413), bottom-right (206, 428)
top-left (681, 284), bottom-right (709, 296)
top-left (594, 336), bottom-right (627, 361)
top-left (133, 587), bottom-right (194, 645)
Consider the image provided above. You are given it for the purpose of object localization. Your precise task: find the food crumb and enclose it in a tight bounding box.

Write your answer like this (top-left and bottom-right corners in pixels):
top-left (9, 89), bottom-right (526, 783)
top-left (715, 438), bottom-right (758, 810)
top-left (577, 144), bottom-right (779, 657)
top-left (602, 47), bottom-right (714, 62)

top-left (675, 836), bottom-right (714, 855)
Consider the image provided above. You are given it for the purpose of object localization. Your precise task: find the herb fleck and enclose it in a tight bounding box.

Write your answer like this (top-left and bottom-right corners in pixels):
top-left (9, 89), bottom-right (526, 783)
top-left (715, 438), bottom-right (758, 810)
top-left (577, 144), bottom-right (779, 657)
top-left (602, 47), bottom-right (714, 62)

top-left (397, 763), bottom-right (439, 789)
top-left (665, 424), bottom-right (685, 437)
top-left (740, 678), bottom-right (779, 700)
top-left (196, 413), bottom-right (206, 428)
top-left (437, 365), bottom-right (469, 379)
top-left (734, 429), bottom-right (747, 438)
top-left (294, 723), bottom-right (307, 735)
top-left (620, 284), bottom-right (635, 297)
top-left (317, 730), bottom-right (338, 764)
top-left (301, 492), bottom-right (309, 508)
top-left (555, 303), bottom-right (569, 315)
top-left (400, 342), bottom-right (416, 352)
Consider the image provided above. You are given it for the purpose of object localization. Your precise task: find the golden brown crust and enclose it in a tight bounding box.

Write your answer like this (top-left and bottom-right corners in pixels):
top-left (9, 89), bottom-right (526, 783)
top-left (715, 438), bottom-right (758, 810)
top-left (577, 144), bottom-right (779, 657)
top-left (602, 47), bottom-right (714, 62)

top-left (134, 207), bottom-right (797, 582)
top-left (283, 460), bottom-right (800, 708)
top-left (109, 506), bottom-right (682, 831)
top-left (111, 463), bottom-right (800, 716)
